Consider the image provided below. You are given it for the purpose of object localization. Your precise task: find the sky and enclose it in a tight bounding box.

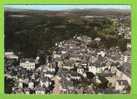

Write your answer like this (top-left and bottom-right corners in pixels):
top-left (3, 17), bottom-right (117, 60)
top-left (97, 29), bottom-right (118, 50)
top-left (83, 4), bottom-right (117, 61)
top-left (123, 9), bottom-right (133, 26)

top-left (4, 5), bottom-right (131, 11)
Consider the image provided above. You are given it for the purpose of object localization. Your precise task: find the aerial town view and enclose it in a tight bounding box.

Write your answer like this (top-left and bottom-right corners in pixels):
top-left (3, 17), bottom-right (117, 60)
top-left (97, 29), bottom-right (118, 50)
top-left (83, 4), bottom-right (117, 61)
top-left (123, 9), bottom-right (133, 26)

top-left (4, 5), bottom-right (131, 94)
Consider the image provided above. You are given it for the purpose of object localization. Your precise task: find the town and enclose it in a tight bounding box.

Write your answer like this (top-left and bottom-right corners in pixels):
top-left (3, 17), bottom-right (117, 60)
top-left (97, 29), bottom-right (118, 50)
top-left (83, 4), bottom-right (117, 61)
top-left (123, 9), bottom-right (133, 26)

top-left (5, 34), bottom-right (131, 94)
top-left (4, 5), bottom-right (131, 94)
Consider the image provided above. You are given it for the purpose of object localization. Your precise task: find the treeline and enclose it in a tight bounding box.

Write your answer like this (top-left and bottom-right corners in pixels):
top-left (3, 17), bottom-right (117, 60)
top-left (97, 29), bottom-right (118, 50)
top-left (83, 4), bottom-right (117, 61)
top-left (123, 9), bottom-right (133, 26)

top-left (5, 12), bottom-right (129, 57)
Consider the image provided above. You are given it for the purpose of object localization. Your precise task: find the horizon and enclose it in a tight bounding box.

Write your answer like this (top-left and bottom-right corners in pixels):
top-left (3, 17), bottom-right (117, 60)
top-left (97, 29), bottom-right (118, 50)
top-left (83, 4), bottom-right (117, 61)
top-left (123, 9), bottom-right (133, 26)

top-left (4, 5), bottom-right (131, 11)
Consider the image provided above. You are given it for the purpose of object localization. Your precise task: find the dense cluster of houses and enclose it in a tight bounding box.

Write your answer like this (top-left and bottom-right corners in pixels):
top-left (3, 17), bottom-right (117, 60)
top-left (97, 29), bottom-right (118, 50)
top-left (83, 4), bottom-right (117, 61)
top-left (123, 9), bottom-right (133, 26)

top-left (5, 33), bottom-right (131, 94)
top-left (5, 15), bottom-right (131, 94)
top-left (52, 35), bottom-right (131, 94)
top-left (5, 52), bottom-right (57, 94)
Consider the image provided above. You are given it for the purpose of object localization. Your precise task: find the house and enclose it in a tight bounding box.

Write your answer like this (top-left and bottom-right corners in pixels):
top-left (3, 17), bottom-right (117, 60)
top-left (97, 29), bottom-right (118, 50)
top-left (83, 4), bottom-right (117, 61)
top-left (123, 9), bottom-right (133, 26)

top-left (18, 82), bottom-right (23, 88)
top-left (115, 80), bottom-right (129, 93)
top-left (20, 59), bottom-right (35, 70)
top-left (77, 68), bottom-right (84, 75)
top-left (88, 66), bottom-right (96, 74)
top-left (43, 72), bottom-right (54, 78)
top-left (94, 63), bottom-right (106, 74)
top-left (5, 52), bottom-right (18, 60)
top-left (70, 72), bottom-right (81, 80)
top-left (53, 54), bottom-right (61, 59)
top-left (127, 43), bottom-right (131, 49)
top-left (61, 50), bottom-right (67, 54)
top-left (40, 80), bottom-right (51, 87)
top-left (35, 56), bottom-right (40, 64)
top-left (95, 76), bottom-right (102, 84)
top-left (97, 51), bottom-right (106, 57)
top-left (69, 57), bottom-right (81, 61)
top-left (62, 65), bottom-right (73, 70)
top-left (94, 37), bottom-right (101, 42)
top-left (35, 87), bottom-right (45, 94)
top-left (115, 67), bottom-right (131, 85)
top-left (28, 82), bottom-right (34, 89)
